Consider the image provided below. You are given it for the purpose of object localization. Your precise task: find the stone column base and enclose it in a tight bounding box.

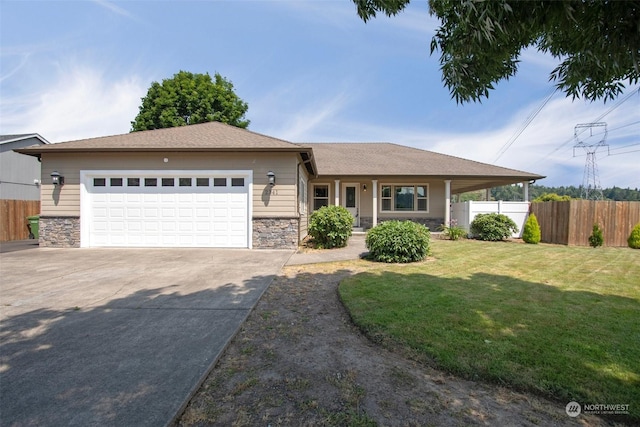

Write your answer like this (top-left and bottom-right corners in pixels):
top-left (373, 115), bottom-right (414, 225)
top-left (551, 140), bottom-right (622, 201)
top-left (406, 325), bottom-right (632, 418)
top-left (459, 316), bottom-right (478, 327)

top-left (253, 218), bottom-right (299, 249)
top-left (39, 216), bottom-right (80, 248)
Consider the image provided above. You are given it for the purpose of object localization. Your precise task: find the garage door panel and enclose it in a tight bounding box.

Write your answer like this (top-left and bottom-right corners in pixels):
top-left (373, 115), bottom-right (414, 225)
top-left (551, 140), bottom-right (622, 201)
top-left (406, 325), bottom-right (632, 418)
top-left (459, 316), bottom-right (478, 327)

top-left (86, 172), bottom-right (250, 248)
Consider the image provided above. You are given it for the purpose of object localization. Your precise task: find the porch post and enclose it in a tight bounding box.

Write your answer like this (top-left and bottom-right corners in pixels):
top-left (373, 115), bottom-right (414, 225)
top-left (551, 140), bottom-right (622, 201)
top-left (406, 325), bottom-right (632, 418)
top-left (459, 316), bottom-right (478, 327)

top-left (523, 181), bottom-right (529, 201)
top-left (444, 180), bottom-right (452, 226)
top-left (372, 179), bottom-right (378, 227)
top-left (334, 180), bottom-right (340, 206)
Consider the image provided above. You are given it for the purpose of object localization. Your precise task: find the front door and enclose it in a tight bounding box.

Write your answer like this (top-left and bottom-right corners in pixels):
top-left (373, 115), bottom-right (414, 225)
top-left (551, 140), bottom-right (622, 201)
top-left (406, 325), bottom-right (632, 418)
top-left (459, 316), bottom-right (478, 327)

top-left (342, 183), bottom-right (359, 227)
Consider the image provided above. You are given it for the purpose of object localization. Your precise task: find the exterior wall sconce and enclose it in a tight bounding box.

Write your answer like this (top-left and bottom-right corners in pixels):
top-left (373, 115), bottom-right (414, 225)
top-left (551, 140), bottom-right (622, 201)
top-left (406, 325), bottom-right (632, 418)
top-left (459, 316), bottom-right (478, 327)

top-left (363, 184), bottom-right (367, 192)
top-left (51, 171), bottom-right (64, 186)
top-left (267, 171), bottom-right (276, 187)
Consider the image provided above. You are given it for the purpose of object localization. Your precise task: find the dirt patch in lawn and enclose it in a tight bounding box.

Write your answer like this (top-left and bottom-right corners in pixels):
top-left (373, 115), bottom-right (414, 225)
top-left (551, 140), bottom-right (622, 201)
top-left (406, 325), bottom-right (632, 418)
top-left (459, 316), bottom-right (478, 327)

top-left (177, 261), bottom-right (614, 427)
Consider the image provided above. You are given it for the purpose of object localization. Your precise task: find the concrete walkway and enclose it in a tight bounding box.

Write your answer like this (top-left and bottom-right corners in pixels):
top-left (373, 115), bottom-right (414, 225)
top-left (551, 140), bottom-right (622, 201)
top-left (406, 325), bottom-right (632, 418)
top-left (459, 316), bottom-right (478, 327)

top-left (286, 234), bottom-right (368, 265)
top-left (0, 247), bottom-right (292, 427)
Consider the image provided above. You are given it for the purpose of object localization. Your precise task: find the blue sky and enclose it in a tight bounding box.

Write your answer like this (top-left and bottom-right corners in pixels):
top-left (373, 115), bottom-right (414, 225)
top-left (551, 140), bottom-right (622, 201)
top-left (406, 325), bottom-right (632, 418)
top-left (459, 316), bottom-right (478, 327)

top-left (1, 0), bottom-right (638, 189)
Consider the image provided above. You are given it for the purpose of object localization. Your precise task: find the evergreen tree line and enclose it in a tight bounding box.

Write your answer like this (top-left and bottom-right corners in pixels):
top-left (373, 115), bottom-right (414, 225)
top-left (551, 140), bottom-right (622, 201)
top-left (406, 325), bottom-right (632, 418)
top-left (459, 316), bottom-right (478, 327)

top-left (488, 185), bottom-right (640, 202)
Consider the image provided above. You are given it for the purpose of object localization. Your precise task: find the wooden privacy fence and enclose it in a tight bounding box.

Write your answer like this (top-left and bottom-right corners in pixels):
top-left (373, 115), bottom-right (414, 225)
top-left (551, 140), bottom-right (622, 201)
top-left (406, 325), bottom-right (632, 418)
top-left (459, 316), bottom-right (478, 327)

top-left (531, 200), bottom-right (640, 247)
top-left (0, 199), bottom-right (41, 242)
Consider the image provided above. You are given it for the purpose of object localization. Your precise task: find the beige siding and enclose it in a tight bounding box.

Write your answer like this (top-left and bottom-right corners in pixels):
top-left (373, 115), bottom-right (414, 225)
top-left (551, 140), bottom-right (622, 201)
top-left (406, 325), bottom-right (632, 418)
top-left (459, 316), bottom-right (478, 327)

top-left (41, 152), bottom-right (300, 217)
top-left (309, 177), bottom-right (447, 220)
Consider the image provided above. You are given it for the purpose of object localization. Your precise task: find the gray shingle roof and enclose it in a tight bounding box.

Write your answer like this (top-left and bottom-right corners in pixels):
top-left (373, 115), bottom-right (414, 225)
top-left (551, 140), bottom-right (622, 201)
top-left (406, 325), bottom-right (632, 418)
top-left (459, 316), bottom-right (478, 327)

top-left (306, 143), bottom-right (544, 179)
top-left (15, 122), bottom-right (302, 152)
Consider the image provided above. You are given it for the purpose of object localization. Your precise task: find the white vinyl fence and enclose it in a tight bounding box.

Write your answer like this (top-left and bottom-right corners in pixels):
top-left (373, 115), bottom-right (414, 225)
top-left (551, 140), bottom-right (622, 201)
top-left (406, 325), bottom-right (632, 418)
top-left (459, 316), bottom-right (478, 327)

top-left (451, 201), bottom-right (530, 238)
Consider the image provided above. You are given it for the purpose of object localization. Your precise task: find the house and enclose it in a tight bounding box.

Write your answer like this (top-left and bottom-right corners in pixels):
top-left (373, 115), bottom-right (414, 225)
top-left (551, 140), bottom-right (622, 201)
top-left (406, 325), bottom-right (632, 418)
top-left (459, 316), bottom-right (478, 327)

top-left (15, 122), bottom-right (544, 248)
top-left (1, 134), bottom-right (50, 241)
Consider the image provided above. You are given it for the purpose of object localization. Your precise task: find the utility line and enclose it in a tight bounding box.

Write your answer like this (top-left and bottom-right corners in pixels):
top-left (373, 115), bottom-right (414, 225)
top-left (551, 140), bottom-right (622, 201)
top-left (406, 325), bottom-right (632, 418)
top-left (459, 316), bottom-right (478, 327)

top-left (494, 88), bottom-right (557, 163)
top-left (537, 87), bottom-right (640, 163)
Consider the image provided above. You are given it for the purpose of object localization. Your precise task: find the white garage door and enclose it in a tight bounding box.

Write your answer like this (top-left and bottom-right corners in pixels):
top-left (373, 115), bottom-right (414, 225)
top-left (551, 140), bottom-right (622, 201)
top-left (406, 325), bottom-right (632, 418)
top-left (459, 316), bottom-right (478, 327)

top-left (81, 170), bottom-right (252, 248)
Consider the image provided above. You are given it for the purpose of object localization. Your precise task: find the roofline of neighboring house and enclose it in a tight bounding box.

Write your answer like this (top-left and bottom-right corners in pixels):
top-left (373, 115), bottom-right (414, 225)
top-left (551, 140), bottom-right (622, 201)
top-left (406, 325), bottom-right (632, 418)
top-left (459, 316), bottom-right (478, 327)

top-left (0, 133), bottom-right (50, 145)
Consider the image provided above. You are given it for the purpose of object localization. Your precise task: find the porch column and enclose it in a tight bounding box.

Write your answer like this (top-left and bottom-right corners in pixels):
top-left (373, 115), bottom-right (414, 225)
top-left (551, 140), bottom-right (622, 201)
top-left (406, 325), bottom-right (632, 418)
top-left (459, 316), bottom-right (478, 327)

top-left (444, 180), bottom-right (452, 226)
top-left (334, 180), bottom-right (340, 206)
top-left (372, 179), bottom-right (378, 227)
top-left (523, 181), bottom-right (529, 201)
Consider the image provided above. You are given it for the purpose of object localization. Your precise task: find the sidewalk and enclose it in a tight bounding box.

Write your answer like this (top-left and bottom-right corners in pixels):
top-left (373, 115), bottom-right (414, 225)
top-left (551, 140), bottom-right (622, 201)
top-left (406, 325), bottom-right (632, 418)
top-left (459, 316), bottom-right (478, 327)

top-left (286, 234), bottom-right (368, 265)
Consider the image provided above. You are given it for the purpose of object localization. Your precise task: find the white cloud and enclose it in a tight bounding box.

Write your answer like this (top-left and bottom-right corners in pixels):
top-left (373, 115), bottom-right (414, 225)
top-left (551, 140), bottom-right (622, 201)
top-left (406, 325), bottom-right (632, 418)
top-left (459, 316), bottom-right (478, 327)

top-left (0, 63), bottom-right (147, 142)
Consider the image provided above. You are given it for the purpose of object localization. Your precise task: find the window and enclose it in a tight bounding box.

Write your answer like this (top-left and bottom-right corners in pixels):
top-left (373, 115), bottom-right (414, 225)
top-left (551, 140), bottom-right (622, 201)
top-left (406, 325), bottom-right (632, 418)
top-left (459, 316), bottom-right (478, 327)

top-left (127, 178), bottom-right (140, 187)
top-left (110, 178), bottom-right (123, 187)
top-left (231, 178), bottom-right (244, 187)
top-left (299, 175), bottom-right (307, 214)
top-left (380, 184), bottom-right (429, 212)
top-left (381, 185), bottom-right (392, 211)
top-left (313, 185), bottom-right (329, 210)
top-left (196, 178), bottom-right (209, 187)
top-left (161, 177), bottom-right (175, 187)
top-left (179, 178), bottom-right (192, 187)
top-left (144, 178), bottom-right (157, 187)
top-left (395, 186), bottom-right (414, 211)
top-left (213, 178), bottom-right (227, 187)
top-left (93, 178), bottom-right (106, 187)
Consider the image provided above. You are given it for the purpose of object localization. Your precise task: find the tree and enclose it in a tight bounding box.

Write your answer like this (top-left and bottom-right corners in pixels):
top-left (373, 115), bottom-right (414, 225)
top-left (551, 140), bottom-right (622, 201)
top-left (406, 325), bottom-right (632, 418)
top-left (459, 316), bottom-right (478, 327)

top-left (131, 71), bottom-right (249, 131)
top-left (353, 0), bottom-right (640, 103)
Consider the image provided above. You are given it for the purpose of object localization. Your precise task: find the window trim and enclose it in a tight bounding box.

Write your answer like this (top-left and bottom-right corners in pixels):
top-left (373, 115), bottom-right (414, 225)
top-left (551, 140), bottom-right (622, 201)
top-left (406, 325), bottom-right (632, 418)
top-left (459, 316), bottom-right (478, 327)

top-left (380, 183), bottom-right (429, 213)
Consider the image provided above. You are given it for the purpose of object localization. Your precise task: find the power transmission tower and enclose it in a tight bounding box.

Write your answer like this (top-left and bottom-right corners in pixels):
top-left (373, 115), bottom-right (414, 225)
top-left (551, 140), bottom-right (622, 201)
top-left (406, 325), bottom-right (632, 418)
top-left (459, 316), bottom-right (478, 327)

top-left (573, 122), bottom-right (609, 200)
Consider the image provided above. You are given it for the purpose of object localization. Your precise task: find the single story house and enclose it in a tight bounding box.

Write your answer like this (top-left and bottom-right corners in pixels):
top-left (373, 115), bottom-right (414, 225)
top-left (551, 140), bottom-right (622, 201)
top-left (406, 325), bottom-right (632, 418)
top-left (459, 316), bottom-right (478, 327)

top-left (15, 122), bottom-right (544, 249)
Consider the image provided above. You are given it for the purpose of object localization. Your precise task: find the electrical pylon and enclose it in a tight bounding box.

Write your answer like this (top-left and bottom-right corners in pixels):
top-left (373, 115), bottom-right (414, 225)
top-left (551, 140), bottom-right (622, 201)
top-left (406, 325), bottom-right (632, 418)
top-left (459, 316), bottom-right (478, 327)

top-left (573, 122), bottom-right (609, 200)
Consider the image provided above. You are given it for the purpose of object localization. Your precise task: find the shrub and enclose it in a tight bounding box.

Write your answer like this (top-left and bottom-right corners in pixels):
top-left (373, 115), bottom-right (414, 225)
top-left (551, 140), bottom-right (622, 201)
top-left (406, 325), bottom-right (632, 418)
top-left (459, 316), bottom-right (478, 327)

top-left (308, 205), bottom-right (353, 249)
top-left (532, 193), bottom-right (572, 202)
top-left (628, 223), bottom-right (640, 249)
top-left (470, 213), bottom-right (518, 241)
top-left (588, 224), bottom-right (604, 248)
top-left (366, 220), bottom-right (431, 263)
top-left (439, 219), bottom-right (467, 240)
top-left (522, 213), bottom-right (541, 244)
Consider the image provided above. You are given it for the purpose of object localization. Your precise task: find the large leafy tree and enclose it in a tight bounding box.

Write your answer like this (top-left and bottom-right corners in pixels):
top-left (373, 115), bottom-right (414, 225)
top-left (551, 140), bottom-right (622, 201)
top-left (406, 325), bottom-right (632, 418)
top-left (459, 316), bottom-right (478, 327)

top-left (353, 0), bottom-right (640, 103)
top-left (131, 71), bottom-right (249, 131)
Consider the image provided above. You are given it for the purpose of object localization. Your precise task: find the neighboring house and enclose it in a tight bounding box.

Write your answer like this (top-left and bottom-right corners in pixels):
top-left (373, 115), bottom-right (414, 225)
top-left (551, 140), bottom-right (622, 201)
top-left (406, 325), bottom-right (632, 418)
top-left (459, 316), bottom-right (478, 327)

top-left (15, 122), bottom-right (544, 249)
top-left (1, 134), bottom-right (49, 200)
top-left (1, 134), bottom-right (49, 241)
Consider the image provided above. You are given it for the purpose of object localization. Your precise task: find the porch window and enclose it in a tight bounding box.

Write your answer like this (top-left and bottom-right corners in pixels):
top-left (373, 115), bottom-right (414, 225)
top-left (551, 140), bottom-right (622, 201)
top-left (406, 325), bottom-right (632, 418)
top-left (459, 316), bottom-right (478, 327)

top-left (380, 184), bottom-right (429, 212)
top-left (313, 185), bottom-right (329, 210)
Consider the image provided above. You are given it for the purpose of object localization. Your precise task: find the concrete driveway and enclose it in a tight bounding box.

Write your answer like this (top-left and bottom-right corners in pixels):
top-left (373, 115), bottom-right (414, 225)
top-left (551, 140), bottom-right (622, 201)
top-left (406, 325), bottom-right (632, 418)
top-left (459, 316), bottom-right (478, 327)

top-left (0, 247), bottom-right (293, 426)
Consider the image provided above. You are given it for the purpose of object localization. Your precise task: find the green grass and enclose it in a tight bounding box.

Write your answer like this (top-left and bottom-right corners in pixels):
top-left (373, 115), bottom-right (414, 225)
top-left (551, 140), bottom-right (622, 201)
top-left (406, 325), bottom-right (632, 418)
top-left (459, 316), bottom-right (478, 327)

top-left (339, 239), bottom-right (640, 420)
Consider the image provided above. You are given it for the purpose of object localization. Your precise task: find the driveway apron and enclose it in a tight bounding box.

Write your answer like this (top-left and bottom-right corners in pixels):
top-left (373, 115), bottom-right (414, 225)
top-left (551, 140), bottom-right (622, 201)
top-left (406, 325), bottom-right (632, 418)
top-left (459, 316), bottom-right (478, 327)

top-left (0, 247), bottom-right (292, 427)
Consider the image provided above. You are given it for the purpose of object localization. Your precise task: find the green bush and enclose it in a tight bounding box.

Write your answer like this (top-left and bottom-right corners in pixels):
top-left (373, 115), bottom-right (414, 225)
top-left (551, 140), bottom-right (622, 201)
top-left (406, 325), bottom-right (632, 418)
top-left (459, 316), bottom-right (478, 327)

top-left (308, 205), bottom-right (353, 249)
top-left (366, 220), bottom-right (431, 263)
top-left (522, 213), bottom-right (541, 244)
top-left (439, 219), bottom-right (467, 240)
top-left (588, 223), bottom-right (604, 248)
top-left (628, 223), bottom-right (640, 249)
top-left (470, 213), bottom-right (518, 241)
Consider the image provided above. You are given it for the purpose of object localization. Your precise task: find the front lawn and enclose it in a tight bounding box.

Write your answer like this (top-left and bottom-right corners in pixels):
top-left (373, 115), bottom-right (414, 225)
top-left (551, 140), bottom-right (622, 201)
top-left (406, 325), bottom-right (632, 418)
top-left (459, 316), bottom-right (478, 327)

top-left (339, 240), bottom-right (640, 421)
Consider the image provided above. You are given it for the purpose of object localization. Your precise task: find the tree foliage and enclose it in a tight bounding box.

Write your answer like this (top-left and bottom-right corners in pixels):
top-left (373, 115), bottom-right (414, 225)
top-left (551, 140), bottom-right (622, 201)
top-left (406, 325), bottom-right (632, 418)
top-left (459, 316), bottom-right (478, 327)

top-left (131, 71), bottom-right (249, 131)
top-left (353, 0), bottom-right (640, 103)
top-left (490, 185), bottom-right (640, 202)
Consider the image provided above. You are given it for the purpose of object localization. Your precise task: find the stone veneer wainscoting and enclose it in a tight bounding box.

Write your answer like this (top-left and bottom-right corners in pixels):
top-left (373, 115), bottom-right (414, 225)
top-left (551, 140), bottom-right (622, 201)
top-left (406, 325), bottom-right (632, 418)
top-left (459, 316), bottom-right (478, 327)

top-left (39, 216), bottom-right (81, 247)
top-left (253, 218), bottom-right (299, 249)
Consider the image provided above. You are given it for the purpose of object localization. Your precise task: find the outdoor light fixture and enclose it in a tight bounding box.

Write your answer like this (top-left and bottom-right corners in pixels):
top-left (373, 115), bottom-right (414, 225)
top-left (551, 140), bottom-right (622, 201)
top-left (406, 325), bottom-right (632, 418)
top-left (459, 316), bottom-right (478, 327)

top-left (267, 171), bottom-right (276, 187)
top-left (51, 171), bottom-right (64, 186)
top-left (363, 184), bottom-right (367, 192)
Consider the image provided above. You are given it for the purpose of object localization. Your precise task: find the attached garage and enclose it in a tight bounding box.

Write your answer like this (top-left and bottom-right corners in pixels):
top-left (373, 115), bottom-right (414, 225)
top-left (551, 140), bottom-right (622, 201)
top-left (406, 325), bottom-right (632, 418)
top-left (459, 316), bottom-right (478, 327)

top-left (81, 170), bottom-right (252, 248)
